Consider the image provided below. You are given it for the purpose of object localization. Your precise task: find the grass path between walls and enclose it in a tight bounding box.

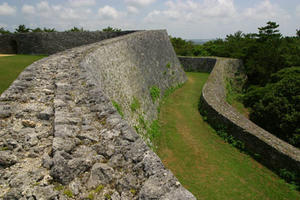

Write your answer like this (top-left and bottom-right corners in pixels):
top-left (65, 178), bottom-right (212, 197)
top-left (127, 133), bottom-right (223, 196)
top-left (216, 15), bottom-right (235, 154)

top-left (0, 55), bottom-right (46, 94)
top-left (155, 72), bottom-right (299, 200)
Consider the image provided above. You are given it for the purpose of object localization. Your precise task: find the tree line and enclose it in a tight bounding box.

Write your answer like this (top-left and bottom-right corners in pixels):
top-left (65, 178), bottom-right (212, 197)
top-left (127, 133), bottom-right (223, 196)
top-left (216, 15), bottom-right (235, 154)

top-left (0, 25), bottom-right (121, 34)
top-left (171, 22), bottom-right (300, 148)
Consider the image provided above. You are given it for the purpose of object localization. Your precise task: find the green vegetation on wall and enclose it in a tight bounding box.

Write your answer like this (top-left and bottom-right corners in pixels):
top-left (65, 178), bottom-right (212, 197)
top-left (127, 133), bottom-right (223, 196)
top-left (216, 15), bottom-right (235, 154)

top-left (149, 86), bottom-right (160, 102)
top-left (130, 97), bottom-right (140, 112)
top-left (111, 100), bottom-right (124, 118)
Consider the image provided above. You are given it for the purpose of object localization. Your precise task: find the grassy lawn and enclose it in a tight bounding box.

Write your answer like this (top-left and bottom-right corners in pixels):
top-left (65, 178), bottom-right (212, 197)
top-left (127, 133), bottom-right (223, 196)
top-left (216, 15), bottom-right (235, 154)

top-left (0, 55), bottom-right (46, 94)
top-left (155, 72), bottom-right (299, 200)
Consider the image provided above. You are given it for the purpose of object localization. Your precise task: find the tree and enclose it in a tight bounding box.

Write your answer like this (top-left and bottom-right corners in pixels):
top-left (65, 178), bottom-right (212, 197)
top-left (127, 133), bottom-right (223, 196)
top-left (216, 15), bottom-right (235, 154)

top-left (297, 29), bottom-right (300, 37)
top-left (66, 27), bottom-right (84, 32)
top-left (43, 27), bottom-right (56, 32)
top-left (243, 21), bottom-right (286, 85)
top-left (0, 27), bottom-right (11, 34)
top-left (257, 21), bottom-right (281, 41)
top-left (102, 26), bottom-right (121, 32)
top-left (169, 36), bottom-right (194, 56)
top-left (31, 27), bottom-right (43, 32)
top-left (243, 67), bottom-right (300, 147)
top-left (15, 24), bottom-right (30, 33)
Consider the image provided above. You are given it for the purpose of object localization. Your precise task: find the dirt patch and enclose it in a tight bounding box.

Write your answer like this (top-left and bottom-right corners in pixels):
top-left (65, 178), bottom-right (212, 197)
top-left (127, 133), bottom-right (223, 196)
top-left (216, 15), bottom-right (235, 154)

top-left (0, 54), bottom-right (16, 57)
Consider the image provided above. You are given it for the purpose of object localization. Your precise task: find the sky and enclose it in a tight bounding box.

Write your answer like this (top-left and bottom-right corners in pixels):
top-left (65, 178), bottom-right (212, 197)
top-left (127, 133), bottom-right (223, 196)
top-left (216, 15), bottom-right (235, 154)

top-left (0, 0), bottom-right (299, 39)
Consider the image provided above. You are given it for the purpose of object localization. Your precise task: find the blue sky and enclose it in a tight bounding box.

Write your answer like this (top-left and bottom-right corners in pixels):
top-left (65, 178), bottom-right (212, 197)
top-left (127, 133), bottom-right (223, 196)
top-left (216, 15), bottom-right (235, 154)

top-left (0, 0), bottom-right (299, 39)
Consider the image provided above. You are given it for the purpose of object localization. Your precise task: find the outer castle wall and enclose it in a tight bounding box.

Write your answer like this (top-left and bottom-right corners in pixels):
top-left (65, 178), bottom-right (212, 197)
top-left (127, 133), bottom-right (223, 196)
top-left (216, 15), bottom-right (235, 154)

top-left (180, 56), bottom-right (300, 177)
top-left (0, 31), bottom-right (195, 199)
top-left (0, 31), bottom-right (135, 55)
top-left (81, 30), bottom-right (187, 143)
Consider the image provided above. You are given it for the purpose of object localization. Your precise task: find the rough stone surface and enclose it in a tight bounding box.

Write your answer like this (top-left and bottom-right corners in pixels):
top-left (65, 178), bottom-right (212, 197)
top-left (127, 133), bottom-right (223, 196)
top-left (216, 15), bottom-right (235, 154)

top-left (0, 31), bottom-right (136, 55)
top-left (194, 57), bottom-right (300, 175)
top-left (0, 31), bottom-right (195, 199)
top-left (81, 30), bottom-right (187, 144)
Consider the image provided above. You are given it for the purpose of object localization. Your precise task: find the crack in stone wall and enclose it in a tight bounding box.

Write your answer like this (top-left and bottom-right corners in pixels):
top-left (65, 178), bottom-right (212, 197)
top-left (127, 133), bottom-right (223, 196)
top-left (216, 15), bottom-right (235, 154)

top-left (0, 31), bottom-right (196, 199)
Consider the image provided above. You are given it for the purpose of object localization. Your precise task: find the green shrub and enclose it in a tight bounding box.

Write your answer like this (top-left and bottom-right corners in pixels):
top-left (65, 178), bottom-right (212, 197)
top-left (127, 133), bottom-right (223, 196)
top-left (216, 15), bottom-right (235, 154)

top-left (216, 129), bottom-right (245, 151)
top-left (243, 67), bottom-right (300, 147)
top-left (150, 86), bottom-right (160, 102)
top-left (279, 169), bottom-right (296, 183)
top-left (112, 100), bottom-right (124, 118)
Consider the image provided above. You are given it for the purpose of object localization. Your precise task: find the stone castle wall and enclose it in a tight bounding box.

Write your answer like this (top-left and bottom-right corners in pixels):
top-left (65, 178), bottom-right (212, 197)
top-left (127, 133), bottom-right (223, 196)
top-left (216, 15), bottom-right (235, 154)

top-left (180, 56), bottom-right (300, 176)
top-left (0, 31), bottom-right (135, 55)
top-left (0, 31), bottom-right (195, 199)
top-left (178, 56), bottom-right (216, 72)
top-left (81, 30), bottom-right (186, 143)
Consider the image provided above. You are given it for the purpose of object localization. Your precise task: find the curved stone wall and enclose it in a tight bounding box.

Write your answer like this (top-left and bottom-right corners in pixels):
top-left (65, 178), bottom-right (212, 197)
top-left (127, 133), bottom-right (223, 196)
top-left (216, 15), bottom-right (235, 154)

top-left (0, 31), bottom-right (135, 55)
top-left (0, 31), bottom-right (195, 199)
top-left (81, 30), bottom-right (186, 143)
top-left (187, 57), bottom-right (300, 176)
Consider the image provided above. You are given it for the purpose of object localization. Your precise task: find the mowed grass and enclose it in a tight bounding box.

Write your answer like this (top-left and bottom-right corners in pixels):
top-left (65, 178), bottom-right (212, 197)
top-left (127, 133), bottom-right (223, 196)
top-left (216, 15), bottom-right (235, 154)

top-left (0, 55), bottom-right (46, 94)
top-left (155, 72), bottom-right (299, 200)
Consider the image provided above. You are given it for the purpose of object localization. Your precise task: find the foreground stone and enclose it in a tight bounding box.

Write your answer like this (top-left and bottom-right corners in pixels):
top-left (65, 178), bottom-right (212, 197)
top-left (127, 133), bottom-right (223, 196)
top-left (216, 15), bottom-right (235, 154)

top-left (0, 31), bottom-right (195, 199)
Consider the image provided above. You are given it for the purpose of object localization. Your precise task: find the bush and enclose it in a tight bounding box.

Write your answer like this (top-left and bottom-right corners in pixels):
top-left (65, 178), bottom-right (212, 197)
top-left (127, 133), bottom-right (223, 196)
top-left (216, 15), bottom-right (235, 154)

top-left (244, 67), bottom-right (300, 147)
top-left (102, 26), bottom-right (121, 32)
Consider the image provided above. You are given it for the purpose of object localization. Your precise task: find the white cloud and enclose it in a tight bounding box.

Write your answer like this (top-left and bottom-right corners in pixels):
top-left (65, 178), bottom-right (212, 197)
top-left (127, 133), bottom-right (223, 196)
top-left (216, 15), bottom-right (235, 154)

top-left (296, 5), bottom-right (300, 17)
top-left (37, 1), bottom-right (50, 11)
top-left (22, 5), bottom-right (35, 15)
top-left (145, 0), bottom-right (237, 23)
top-left (68, 0), bottom-right (96, 7)
top-left (125, 0), bottom-right (156, 7)
top-left (244, 0), bottom-right (290, 20)
top-left (59, 8), bottom-right (79, 20)
top-left (0, 2), bottom-right (16, 16)
top-left (145, 10), bottom-right (161, 22)
top-left (127, 6), bottom-right (139, 14)
top-left (98, 5), bottom-right (120, 19)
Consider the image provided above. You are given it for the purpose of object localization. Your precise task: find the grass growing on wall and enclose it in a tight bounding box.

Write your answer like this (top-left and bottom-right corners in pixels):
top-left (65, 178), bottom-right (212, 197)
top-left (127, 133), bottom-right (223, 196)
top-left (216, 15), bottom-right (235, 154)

top-left (130, 97), bottom-right (140, 112)
top-left (0, 55), bottom-right (46, 94)
top-left (155, 72), bottom-right (300, 200)
top-left (149, 86), bottom-right (160, 102)
top-left (112, 100), bottom-right (124, 118)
